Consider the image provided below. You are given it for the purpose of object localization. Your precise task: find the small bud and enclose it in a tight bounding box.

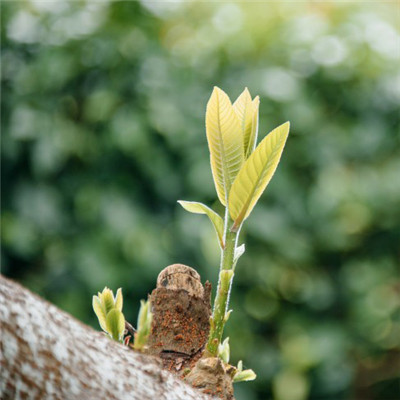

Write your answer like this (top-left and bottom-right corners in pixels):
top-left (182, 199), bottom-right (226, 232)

top-left (218, 337), bottom-right (230, 364)
top-left (93, 287), bottom-right (126, 343)
top-left (234, 244), bottom-right (245, 264)
top-left (133, 299), bottom-right (153, 351)
top-left (224, 310), bottom-right (232, 323)
top-left (233, 367), bottom-right (256, 383)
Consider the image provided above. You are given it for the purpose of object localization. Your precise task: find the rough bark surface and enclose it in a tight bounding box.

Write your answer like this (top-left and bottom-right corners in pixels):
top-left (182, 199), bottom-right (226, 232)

top-left (147, 264), bottom-right (212, 374)
top-left (0, 275), bottom-right (213, 400)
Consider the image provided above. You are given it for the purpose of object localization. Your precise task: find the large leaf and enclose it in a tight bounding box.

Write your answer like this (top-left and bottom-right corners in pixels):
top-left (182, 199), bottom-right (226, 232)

top-left (178, 200), bottom-right (224, 248)
top-left (228, 122), bottom-right (290, 229)
top-left (206, 87), bottom-right (244, 205)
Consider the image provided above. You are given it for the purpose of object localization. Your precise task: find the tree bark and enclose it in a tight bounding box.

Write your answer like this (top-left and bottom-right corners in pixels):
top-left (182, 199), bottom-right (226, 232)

top-left (0, 275), bottom-right (212, 400)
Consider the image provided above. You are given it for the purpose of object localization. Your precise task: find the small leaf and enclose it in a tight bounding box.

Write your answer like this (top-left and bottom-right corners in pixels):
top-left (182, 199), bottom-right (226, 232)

top-left (115, 288), bottom-right (123, 311)
top-left (234, 244), bottom-right (245, 263)
top-left (233, 88), bottom-right (254, 156)
top-left (92, 296), bottom-right (107, 332)
top-left (224, 309), bottom-right (233, 323)
top-left (206, 87), bottom-right (244, 205)
top-left (106, 309), bottom-right (125, 342)
top-left (233, 368), bottom-right (257, 383)
top-left (101, 287), bottom-right (115, 315)
top-left (178, 200), bottom-right (224, 248)
top-left (218, 337), bottom-right (230, 363)
top-left (246, 96), bottom-right (259, 158)
top-left (229, 122), bottom-right (290, 229)
top-left (134, 299), bottom-right (153, 351)
top-left (138, 299), bottom-right (153, 338)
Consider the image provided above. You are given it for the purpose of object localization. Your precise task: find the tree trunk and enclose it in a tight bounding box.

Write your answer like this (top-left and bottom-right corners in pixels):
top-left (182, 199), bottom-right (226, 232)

top-left (0, 275), bottom-right (212, 400)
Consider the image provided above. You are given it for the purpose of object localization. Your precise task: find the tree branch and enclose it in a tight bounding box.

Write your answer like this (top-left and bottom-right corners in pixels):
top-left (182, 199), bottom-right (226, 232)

top-left (0, 275), bottom-right (212, 400)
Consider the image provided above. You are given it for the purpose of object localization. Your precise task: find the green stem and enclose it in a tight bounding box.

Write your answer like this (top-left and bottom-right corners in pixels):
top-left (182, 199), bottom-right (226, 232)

top-left (205, 210), bottom-right (240, 357)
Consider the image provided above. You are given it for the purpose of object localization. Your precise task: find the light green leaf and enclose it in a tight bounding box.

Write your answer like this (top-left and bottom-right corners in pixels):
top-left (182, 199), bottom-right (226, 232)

top-left (106, 309), bottom-right (125, 341)
top-left (115, 288), bottom-right (123, 311)
top-left (101, 287), bottom-right (115, 315)
top-left (228, 122), bottom-right (290, 230)
top-left (206, 87), bottom-right (244, 205)
top-left (233, 368), bottom-right (257, 383)
top-left (246, 96), bottom-right (259, 158)
top-left (92, 296), bottom-right (107, 332)
top-left (233, 88), bottom-right (254, 156)
top-left (137, 299), bottom-right (152, 335)
top-left (178, 200), bottom-right (224, 248)
top-left (218, 337), bottom-right (230, 363)
top-left (134, 299), bottom-right (153, 351)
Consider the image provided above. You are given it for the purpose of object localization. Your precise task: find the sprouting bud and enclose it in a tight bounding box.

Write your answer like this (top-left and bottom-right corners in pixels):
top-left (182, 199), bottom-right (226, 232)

top-left (93, 287), bottom-right (125, 342)
top-left (233, 360), bottom-right (256, 383)
top-left (133, 299), bottom-right (153, 351)
top-left (224, 310), bottom-right (233, 323)
top-left (218, 337), bottom-right (230, 364)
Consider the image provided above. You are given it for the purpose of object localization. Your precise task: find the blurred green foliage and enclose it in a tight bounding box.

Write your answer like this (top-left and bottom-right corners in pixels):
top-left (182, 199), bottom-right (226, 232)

top-left (1, 1), bottom-right (399, 399)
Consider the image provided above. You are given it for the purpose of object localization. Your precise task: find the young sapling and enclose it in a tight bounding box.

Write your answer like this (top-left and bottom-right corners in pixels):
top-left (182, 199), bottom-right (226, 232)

top-left (179, 86), bottom-right (290, 381)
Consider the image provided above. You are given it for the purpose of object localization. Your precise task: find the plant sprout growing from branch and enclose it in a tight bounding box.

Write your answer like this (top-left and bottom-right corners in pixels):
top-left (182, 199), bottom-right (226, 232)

top-left (179, 87), bottom-right (290, 364)
top-left (93, 287), bottom-right (125, 342)
top-left (92, 86), bottom-right (289, 390)
top-left (93, 287), bottom-right (152, 350)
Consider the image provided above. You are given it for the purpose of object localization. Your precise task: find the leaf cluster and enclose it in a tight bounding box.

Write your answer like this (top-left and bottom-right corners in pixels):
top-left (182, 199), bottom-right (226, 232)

top-left (93, 287), bottom-right (125, 342)
top-left (180, 87), bottom-right (289, 241)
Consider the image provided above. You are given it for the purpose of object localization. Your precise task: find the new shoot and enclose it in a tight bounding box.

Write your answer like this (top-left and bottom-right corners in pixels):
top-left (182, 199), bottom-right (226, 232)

top-left (179, 87), bottom-right (290, 375)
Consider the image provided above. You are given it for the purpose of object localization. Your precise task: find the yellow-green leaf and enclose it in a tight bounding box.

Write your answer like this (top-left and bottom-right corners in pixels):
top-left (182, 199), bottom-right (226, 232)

top-left (101, 288), bottom-right (115, 315)
top-left (106, 309), bottom-right (125, 341)
top-left (246, 96), bottom-right (260, 158)
top-left (233, 368), bottom-right (257, 383)
top-left (206, 87), bottom-right (244, 205)
top-left (178, 200), bottom-right (225, 248)
top-left (92, 295), bottom-right (107, 332)
top-left (115, 288), bottom-right (123, 311)
top-left (228, 122), bottom-right (290, 229)
top-left (233, 88), bottom-right (254, 156)
top-left (137, 299), bottom-right (152, 336)
top-left (134, 299), bottom-right (152, 350)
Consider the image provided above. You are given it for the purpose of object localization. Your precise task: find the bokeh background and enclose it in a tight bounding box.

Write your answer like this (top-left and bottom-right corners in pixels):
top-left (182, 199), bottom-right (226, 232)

top-left (1, 1), bottom-right (400, 399)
